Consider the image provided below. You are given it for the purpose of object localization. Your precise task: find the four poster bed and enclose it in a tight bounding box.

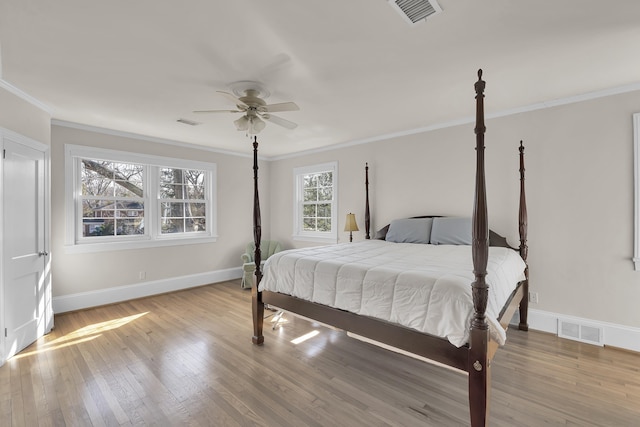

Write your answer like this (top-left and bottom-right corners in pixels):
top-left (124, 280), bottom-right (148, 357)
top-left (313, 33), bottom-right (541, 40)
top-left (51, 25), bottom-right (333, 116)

top-left (249, 70), bottom-right (529, 427)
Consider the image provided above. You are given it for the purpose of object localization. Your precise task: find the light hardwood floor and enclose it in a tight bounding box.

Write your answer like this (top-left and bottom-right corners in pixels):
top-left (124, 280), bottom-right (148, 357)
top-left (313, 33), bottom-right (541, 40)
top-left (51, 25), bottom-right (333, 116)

top-left (1, 280), bottom-right (638, 426)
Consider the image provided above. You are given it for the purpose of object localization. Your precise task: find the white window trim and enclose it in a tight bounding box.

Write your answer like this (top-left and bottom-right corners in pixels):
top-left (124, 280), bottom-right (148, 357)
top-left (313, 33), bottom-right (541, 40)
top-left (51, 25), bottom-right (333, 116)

top-left (292, 162), bottom-right (338, 244)
top-left (64, 144), bottom-right (217, 254)
top-left (634, 113), bottom-right (640, 270)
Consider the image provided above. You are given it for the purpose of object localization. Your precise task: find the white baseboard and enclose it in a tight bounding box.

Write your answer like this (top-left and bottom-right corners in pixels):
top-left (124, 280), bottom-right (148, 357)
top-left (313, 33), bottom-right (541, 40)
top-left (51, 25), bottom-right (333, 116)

top-left (511, 308), bottom-right (640, 353)
top-left (53, 267), bottom-right (242, 313)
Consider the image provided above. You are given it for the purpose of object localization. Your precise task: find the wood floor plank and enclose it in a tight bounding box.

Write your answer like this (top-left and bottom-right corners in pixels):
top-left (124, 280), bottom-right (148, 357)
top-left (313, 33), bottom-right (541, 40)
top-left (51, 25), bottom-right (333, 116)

top-left (1, 279), bottom-right (639, 426)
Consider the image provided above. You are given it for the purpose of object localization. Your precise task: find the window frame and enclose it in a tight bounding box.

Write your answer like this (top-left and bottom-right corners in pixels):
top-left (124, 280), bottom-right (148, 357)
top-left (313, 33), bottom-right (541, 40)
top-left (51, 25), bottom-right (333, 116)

top-left (65, 144), bottom-right (217, 253)
top-left (634, 113), bottom-right (640, 270)
top-left (292, 162), bottom-right (338, 243)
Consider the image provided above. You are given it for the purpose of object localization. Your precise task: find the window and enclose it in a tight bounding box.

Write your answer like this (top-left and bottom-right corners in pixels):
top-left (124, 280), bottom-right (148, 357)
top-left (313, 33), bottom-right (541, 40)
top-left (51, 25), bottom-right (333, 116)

top-left (81, 160), bottom-right (145, 238)
top-left (159, 167), bottom-right (207, 234)
top-left (293, 162), bottom-right (338, 243)
top-left (65, 145), bottom-right (217, 253)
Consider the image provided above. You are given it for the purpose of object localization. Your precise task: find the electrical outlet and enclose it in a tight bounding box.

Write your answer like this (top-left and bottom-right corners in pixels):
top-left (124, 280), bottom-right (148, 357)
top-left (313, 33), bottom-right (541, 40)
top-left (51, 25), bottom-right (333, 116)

top-left (529, 291), bottom-right (538, 304)
top-left (139, 271), bottom-right (146, 280)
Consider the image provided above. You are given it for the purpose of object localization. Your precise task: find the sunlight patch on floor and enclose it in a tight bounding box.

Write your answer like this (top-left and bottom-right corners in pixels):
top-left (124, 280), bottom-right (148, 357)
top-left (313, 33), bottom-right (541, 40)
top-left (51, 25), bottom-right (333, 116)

top-left (12, 312), bottom-right (149, 359)
top-left (291, 329), bottom-right (320, 345)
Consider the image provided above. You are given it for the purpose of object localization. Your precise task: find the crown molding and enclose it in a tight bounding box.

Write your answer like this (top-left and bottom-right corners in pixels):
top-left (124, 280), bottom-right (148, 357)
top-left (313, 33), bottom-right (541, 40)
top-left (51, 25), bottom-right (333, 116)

top-left (52, 119), bottom-right (261, 159)
top-left (0, 79), bottom-right (52, 114)
top-left (269, 81), bottom-right (640, 161)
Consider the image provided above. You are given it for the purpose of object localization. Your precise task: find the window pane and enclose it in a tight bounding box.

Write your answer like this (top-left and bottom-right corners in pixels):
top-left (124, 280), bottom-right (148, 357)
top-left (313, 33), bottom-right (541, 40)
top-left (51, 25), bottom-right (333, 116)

top-left (303, 218), bottom-right (316, 231)
top-left (184, 170), bottom-right (205, 185)
top-left (317, 218), bottom-right (331, 232)
top-left (84, 218), bottom-right (114, 237)
top-left (186, 218), bottom-right (206, 232)
top-left (116, 202), bottom-right (143, 218)
top-left (303, 204), bottom-right (316, 217)
top-left (318, 172), bottom-right (332, 187)
top-left (162, 219), bottom-right (184, 234)
top-left (83, 199), bottom-right (112, 217)
top-left (82, 166), bottom-right (113, 197)
top-left (304, 188), bottom-right (317, 202)
top-left (303, 175), bottom-right (317, 189)
top-left (114, 180), bottom-right (141, 198)
top-left (317, 203), bottom-right (331, 218)
top-left (116, 218), bottom-right (144, 235)
top-left (318, 188), bottom-right (332, 201)
top-left (187, 184), bottom-right (205, 200)
top-left (114, 163), bottom-right (143, 194)
top-left (160, 168), bottom-right (183, 185)
top-left (187, 203), bottom-right (206, 217)
top-left (160, 184), bottom-right (184, 199)
top-left (91, 201), bottom-right (116, 217)
top-left (161, 202), bottom-right (184, 218)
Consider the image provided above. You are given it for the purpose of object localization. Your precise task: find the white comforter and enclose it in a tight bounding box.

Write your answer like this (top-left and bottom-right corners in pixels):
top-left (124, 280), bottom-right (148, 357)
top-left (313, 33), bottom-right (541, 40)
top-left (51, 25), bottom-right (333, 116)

top-left (259, 240), bottom-right (526, 347)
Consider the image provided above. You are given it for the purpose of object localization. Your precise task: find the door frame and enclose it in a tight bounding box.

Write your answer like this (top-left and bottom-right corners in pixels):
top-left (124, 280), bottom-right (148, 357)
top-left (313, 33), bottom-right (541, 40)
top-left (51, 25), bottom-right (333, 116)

top-left (0, 126), bottom-right (52, 366)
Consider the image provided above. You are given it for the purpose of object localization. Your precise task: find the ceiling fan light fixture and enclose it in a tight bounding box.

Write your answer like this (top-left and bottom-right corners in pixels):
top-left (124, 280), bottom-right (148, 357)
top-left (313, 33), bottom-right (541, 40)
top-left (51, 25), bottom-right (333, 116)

top-left (234, 115), bottom-right (249, 131)
top-left (198, 84), bottom-right (298, 133)
top-left (249, 116), bottom-right (266, 134)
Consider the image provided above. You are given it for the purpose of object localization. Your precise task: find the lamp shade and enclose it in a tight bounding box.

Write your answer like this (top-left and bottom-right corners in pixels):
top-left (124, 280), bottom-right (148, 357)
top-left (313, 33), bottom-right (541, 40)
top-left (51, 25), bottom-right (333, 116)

top-left (344, 213), bottom-right (359, 232)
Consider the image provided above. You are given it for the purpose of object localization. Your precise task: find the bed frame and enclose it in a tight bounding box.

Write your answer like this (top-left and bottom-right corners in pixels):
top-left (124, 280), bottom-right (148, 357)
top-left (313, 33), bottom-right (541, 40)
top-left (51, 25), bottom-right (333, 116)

top-left (250, 70), bottom-right (529, 427)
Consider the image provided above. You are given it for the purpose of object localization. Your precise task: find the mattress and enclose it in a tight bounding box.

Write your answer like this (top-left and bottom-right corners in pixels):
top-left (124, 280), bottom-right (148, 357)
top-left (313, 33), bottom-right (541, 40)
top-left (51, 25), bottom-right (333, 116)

top-left (259, 240), bottom-right (526, 347)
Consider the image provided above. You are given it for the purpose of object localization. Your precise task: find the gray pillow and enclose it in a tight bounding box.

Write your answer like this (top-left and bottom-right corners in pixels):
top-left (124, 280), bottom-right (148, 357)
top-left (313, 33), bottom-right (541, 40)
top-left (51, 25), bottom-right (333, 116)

top-left (385, 218), bottom-right (433, 244)
top-left (430, 217), bottom-right (472, 245)
top-left (375, 224), bottom-right (390, 240)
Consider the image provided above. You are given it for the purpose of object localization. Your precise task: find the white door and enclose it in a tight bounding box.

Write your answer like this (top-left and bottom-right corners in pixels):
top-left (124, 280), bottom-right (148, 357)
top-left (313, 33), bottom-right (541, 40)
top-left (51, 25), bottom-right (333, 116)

top-left (3, 137), bottom-right (49, 360)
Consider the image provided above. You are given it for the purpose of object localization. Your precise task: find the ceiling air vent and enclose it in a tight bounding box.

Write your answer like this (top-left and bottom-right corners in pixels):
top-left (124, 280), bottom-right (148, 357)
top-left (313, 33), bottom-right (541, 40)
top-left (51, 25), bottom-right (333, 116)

top-left (177, 118), bottom-right (201, 126)
top-left (389, 0), bottom-right (442, 26)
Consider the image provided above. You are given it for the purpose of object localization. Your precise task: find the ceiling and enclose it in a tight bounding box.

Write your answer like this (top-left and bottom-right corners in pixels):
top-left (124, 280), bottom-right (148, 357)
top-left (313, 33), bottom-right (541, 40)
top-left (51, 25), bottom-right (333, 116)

top-left (2, 0), bottom-right (640, 158)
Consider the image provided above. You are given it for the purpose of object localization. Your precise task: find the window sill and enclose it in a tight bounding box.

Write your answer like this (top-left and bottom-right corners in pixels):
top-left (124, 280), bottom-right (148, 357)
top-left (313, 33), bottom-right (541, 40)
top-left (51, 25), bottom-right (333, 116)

top-left (64, 235), bottom-right (218, 254)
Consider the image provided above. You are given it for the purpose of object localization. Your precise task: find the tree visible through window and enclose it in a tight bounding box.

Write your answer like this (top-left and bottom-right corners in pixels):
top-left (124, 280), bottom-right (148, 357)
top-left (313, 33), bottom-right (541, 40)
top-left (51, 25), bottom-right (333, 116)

top-left (303, 171), bottom-right (333, 232)
top-left (293, 162), bottom-right (338, 243)
top-left (81, 160), bottom-right (145, 237)
top-left (159, 168), bottom-right (206, 234)
top-left (66, 144), bottom-right (217, 250)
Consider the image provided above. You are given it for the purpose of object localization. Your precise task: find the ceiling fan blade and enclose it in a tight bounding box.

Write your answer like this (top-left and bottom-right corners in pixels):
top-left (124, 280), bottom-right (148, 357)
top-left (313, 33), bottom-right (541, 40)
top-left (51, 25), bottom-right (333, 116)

top-left (192, 109), bottom-right (243, 114)
top-left (217, 91), bottom-right (249, 109)
top-left (262, 101), bottom-right (300, 113)
top-left (262, 114), bottom-right (298, 130)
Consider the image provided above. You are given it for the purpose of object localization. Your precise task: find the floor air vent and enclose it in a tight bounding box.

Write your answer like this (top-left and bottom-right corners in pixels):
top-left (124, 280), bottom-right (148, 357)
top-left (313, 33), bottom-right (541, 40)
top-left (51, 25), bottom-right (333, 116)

top-left (558, 318), bottom-right (604, 346)
top-left (389, 0), bottom-right (442, 26)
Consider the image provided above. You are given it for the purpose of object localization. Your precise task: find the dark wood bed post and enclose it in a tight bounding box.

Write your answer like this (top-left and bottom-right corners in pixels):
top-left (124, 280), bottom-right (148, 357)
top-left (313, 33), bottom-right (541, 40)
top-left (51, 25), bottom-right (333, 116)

top-left (469, 69), bottom-right (491, 427)
top-left (251, 136), bottom-right (265, 345)
top-left (518, 141), bottom-right (529, 331)
top-left (365, 163), bottom-right (371, 239)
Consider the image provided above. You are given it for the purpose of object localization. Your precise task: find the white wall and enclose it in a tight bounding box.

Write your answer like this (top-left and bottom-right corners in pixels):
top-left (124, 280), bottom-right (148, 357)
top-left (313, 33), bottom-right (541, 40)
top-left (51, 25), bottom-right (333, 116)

top-left (268, 89), bottom-right (640, 333)
top-left (0, 83), bottom-right (51, 144)
top-left (50, 124), bottom-right (269, 303)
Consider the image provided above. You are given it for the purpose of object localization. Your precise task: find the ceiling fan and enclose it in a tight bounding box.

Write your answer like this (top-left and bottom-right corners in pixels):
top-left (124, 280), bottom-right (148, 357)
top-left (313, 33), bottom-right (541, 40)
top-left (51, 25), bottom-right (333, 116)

top-left (193, 81), bottom-right (299, 134)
